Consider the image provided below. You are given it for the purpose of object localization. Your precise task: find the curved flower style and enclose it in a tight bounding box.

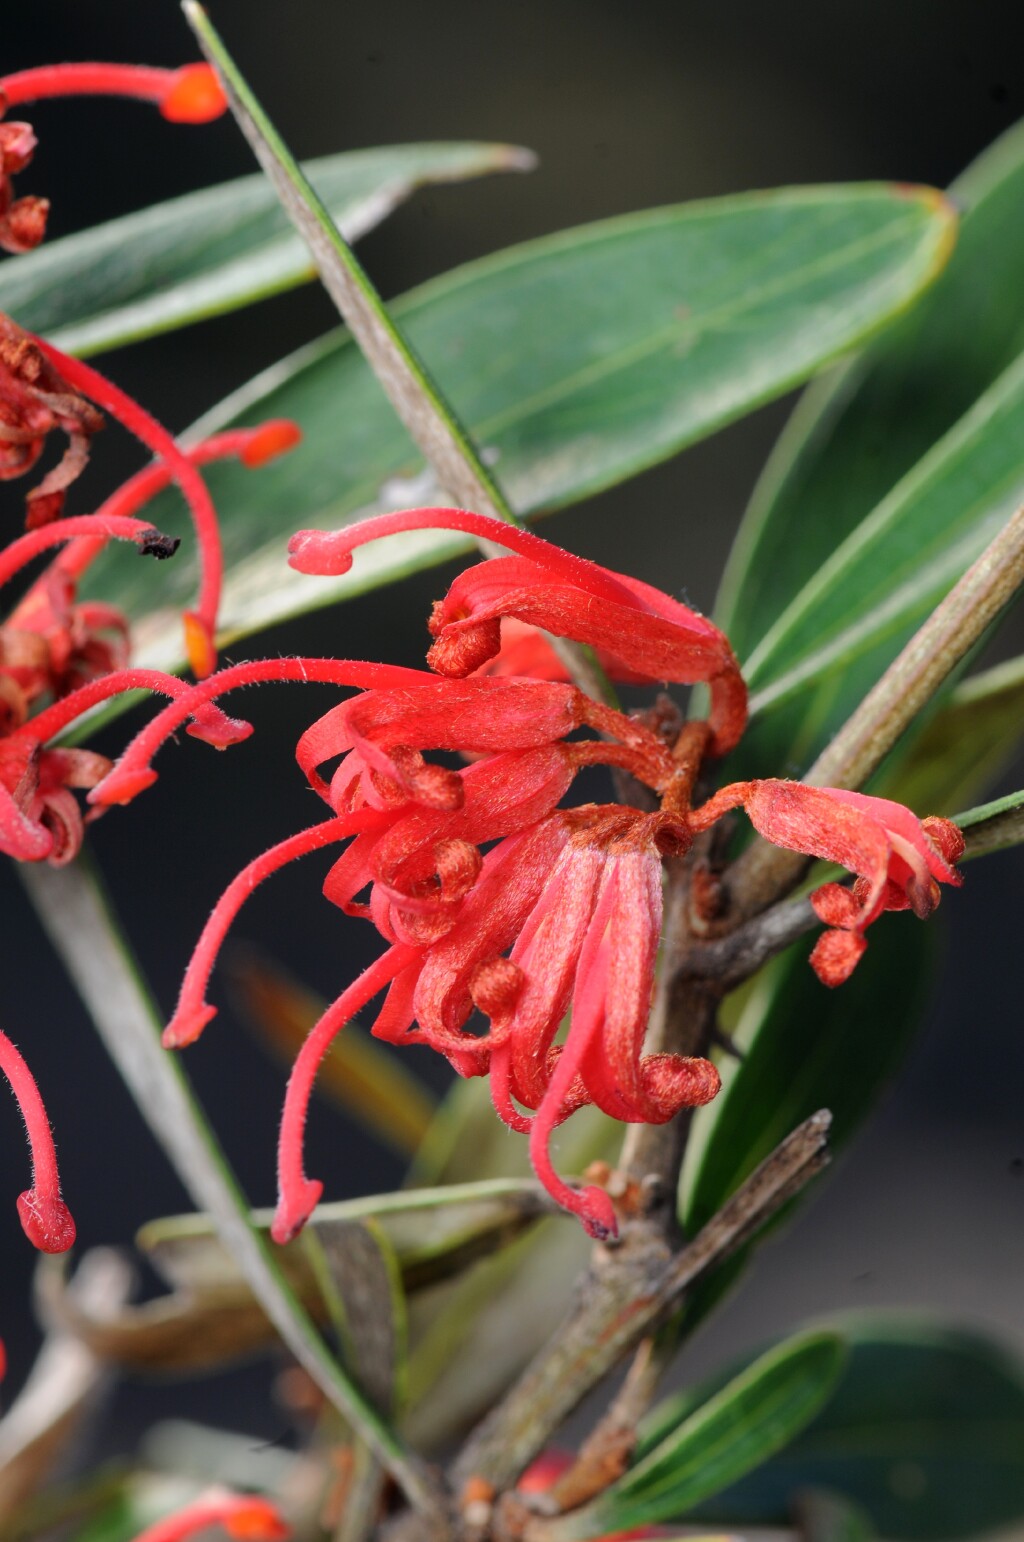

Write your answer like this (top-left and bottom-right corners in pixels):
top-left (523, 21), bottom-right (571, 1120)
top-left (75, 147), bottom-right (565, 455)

top-left (0, 669), bottom-right (251, 864)
top-left (0, 61), bottom-right (227, 253)
top-left (691, 780), bottom-right (965, 985)
top-left (287, 507), bottom-right (748, 756)
top-left (0, 1026), bottom-right (75, 1252)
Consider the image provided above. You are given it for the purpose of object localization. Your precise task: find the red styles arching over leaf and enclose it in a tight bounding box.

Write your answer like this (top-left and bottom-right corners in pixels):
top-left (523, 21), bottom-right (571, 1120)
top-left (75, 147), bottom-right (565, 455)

top-left (0, 61), bottom-right (227, 253)
top-left (287, 507), bottom-right (748, 756)
top-left (0, 1027), bottom-right (75, 1252)
top-left (691, 779), bottom-right (965, 985)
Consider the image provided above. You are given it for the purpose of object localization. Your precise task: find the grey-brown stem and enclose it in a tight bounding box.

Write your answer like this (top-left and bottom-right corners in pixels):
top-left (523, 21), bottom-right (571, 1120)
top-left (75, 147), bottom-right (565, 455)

top-left (450, 1111), bottom-right (830, 1497)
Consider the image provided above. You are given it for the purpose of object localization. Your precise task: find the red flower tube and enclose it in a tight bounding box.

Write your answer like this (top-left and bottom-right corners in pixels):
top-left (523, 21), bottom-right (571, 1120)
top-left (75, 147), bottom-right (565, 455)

top-left (287, 507), bottom-right (748, 755)
top-left (691, 779), bottom-right (965, 984)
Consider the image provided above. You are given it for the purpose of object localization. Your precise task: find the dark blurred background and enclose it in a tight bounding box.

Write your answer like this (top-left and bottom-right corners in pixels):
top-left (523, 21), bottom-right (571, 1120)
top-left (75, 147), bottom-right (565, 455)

top-left (2, 0), bottom-right (1023, 1451)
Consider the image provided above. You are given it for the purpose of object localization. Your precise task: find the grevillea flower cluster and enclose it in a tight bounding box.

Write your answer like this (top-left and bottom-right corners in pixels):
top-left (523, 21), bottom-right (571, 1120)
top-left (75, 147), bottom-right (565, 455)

top-left (0, 56), bottom-right (301, 1263)
top-left (0, 59), bottom-right (965, 1256)
top-left (78, 508), bottom-right (963, 1243)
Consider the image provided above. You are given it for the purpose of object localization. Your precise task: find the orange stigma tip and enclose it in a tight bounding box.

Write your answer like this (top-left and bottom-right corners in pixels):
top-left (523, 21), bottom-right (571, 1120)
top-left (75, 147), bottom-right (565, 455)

top-left (183, 611), bottom-right (217, 679)
top-left (159, 63), bottom-right (228, 123)
top-left (241, 420), bottom-right (303, 467)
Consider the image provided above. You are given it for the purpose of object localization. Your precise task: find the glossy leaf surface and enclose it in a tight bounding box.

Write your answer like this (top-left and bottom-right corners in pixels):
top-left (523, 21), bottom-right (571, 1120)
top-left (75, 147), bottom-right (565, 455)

top-left (719, 119), bottom-right (1024, 660)
top-left (689, 1317), bottom-right (1024, 1541)
top-left (553, 1330), bottom-right (846, 1538)
top-left (75, 183), bottom-right (955, 670)
top-left (716, 121), bottom-right (1024, 780)
top-left (0, 144), bottom-right (533, 355)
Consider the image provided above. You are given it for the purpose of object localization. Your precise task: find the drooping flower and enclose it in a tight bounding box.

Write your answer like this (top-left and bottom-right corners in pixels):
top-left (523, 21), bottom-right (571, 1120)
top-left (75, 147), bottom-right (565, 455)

top-left (0, 61), bottom-right (227, 253)
top-left (0, 1025), bottom-right (75, 1252)
top-left (690, 779), bottom-right (965, 985)
top-left (287, 507), bottom-right (748, 755)
top-left (104, 657), bottom-right (719, 1238)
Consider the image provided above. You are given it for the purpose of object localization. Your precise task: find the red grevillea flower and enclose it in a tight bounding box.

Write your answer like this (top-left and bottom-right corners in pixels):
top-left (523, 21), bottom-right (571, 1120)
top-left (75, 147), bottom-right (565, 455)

top-left (0, 316), bottom-right (103, 517)
top-left (0, 61), bottom-right (227, 253)
top-left (0, 1026), bottom-right (75, 1251)
top-left (691, 780), bottom-right (965, 985)
top-left (126, 1490), bottom-right (289, 1542)
top-left (105, 657), bottom-right (720, 1237)
top-left (287, 508), bottom-right (748, 756)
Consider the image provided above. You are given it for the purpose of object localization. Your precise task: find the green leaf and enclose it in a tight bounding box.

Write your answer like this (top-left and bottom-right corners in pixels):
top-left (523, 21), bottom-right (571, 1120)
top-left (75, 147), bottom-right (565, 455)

top-left (689, 1316), bottom-right (1024, 1541)
top-left (20, 859), bottom-right (434, 1511)
top-left (740, 348), bottom-right (1024, 722)
top-left (83, 182), bottom-right (954, 671)
top-left (0, 144), bottom-right (534, 356)
top-left (552, 1330), bottom-right (847, 1539)
top-left (715, 121), bottom-right (1024, 781)
top-left (41, 1179), bottom-right (547, 1378)
top-left (871, 654), bottom-right (1024, 816)
top-left (719, 118), bottom-right (1024, 661)
top-left (681, 919), bottom-right (931, 1239)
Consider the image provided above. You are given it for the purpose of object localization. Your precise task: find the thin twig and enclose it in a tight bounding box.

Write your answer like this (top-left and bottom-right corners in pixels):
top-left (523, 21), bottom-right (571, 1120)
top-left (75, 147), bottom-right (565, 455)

top-left (450, 1111), bottom-right (830, 1496)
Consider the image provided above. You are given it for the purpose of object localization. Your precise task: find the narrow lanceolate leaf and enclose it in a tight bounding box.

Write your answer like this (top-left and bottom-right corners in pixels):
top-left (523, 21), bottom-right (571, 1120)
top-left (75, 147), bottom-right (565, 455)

top-left (741, 352), bottom-right (1024, 723)
top-left (85, 182), bottom-right (955, 670)
top-left (549, 1331), bottom-right (846, 1540)
top-left (716, 120), bottom-right (1024, 781)
top-left (689, 1317), bottom-right (1024, 1542)
top-left (718, 117), bottom-right (1024, 659)
top-left (955, 789), bottom-right (1024, 857)
top-left (0, 144), bottom-right (533, 356)
top-left (871, 653), bottom-right (1024, 815)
